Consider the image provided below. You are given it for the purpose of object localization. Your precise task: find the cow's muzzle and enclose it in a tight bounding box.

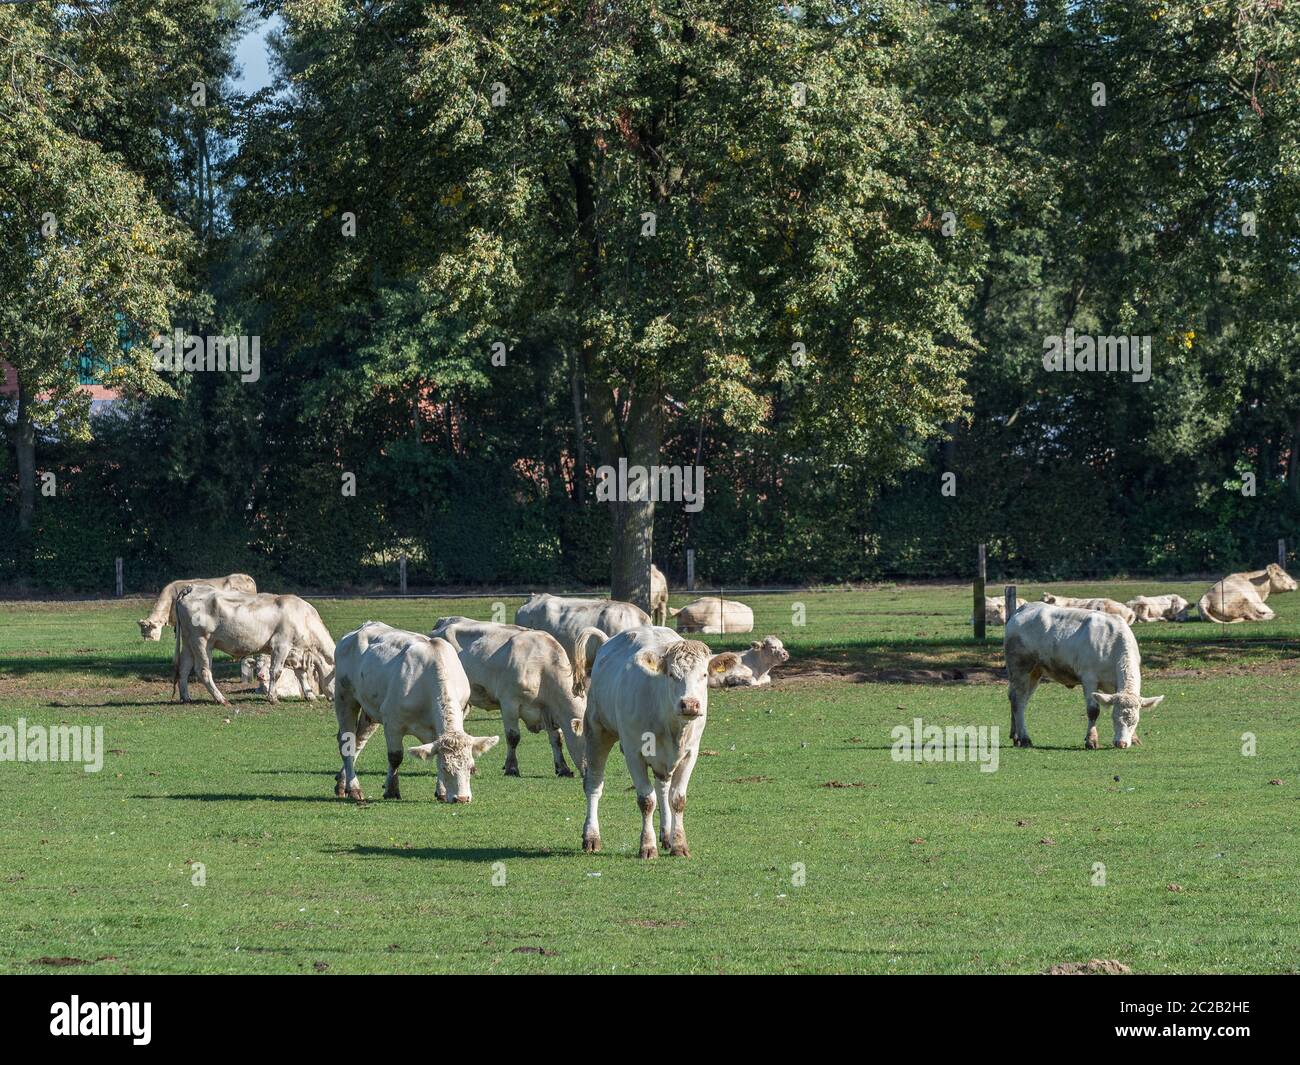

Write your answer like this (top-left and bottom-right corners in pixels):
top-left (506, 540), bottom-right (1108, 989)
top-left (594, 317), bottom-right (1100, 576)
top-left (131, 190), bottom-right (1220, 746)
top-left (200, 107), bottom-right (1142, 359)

top-left (454, 794), bottom-right (472, 804)
top-left (679, 697), bottom-right (702, 718)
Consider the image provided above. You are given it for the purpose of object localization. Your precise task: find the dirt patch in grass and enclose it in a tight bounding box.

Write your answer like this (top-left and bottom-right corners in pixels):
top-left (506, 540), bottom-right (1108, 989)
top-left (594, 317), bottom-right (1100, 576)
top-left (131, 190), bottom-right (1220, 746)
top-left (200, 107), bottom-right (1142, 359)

top-left (1044, 959), bottom-right (1132, 975)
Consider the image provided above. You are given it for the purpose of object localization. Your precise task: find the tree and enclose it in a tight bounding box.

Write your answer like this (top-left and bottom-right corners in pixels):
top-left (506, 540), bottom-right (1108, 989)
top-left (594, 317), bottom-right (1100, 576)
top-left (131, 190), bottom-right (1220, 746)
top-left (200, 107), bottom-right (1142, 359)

top-left (243, 0), bottom-right (999, 606)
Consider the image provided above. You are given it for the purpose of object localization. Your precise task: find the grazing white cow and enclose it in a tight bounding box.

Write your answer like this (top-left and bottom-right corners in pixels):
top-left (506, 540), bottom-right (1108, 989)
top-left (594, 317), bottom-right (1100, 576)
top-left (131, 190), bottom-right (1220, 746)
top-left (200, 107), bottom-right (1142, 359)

top-left (572, 626), bottom-right (711, 858)
top-left (1040, 593), bottom-right (1135, 626)
top-left (650, 565), bottom-right (669, 626)
top-left (332, 622), bottom-right (498, 803)
top-left (670, 597), bottom-right (754, 634)
top-left (138, 573), bottom-right (256, 640)
top-left (429, 617), bottom-right (587, 777)
top-left (706, 636), bottom-right (789, 688)
top-left (173, 587), bottom-right (335, 706)
top-left (240, 654), bottom-right (314, 698)
top-left (1127, 594), bottom-right (1190, 623)
top-left (1198, 564), bottom-right (1297, 623)
top-left (514, 593), bottom-right (650, 666)
top-left (976, 597), bottom-right (1028, 626)
top-left (1004, 602), bottom-right (1163, 749)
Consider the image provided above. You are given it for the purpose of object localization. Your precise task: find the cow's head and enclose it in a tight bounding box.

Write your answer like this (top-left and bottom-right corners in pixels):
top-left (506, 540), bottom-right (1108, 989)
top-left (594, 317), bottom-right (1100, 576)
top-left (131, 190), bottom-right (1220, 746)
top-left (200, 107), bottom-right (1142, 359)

top-left (1040, 593), bottom-right (1058, 605)
top-left (1093, 692), bottom-right (1163, 748)
top-left (636, 639), bottom-right (711, 719)
top-left (1266, 564), bottom-right (1298, 593)
top-left (751, 636), bottom-right (789, 668)
top-left (409, 731), bottom-right (499, 803)
top-left (1168, 595), bottom-right (1191, 621)
top-left (138, 619), bottom-right (165, 641)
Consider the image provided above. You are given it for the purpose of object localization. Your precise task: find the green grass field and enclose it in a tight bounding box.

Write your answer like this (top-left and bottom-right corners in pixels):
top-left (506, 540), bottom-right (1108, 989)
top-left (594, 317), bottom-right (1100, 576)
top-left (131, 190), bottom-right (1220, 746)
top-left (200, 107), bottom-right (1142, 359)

top-left (1, 582), bottom-right (1298, 973)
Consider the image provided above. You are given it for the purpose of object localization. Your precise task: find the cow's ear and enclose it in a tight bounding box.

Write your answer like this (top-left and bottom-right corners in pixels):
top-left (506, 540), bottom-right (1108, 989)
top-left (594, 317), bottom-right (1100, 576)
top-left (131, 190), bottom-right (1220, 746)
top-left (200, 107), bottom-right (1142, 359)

top-left (1093, 693), bottom-right (1115, 705)
top-left (635, 650), bottom-right (664, 674)
top-left (1139, 695), bottom-right (1164, 709)
top-left (750, 641), bottom-right (761, 650)
top-left (471, 734), bottom-right (500, 755)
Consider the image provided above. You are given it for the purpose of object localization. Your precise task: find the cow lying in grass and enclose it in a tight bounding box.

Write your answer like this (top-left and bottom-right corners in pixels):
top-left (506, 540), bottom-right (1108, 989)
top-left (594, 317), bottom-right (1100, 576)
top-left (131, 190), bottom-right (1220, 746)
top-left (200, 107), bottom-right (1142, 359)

top-left (1005, 602), bottom-right (1163, 749)
top-left (241, 654), bottom-right (315, 698)
top-left (671, 597), bottom-right (754, 634)
top-left (572, 626), bottom-right (711, 858)
top-left (1198, 564), bottom-right (1297, 623)
top-left (1040, 593), bottom-right (1135, 626)
top-left (429, 617), bottom-right (587, 778)
top-left (333, 622), bottom-right (498, 803)
top-left (976, 597), bottom-right (1028, 626)
top-left (1126, 594), bottom-right (1190, 622)
top-left (706, 636), bottom-right (789, 688)
top-left (173, 586), bottom-right (334, 706)
top-left (138, 573), bottom-right (256, 640)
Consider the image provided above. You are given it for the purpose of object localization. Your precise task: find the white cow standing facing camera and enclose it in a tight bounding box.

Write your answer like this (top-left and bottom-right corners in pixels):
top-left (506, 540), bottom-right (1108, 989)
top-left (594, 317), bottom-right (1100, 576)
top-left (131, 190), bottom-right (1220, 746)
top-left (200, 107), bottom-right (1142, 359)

top-left (572, 626), bottom-right (712, 859)
top-left (1004, 602), bottom-right (1164, 749)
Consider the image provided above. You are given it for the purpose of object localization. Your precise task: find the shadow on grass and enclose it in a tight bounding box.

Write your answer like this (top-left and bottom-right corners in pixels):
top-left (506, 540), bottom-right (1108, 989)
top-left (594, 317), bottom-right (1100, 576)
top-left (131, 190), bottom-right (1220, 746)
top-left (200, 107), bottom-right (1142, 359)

top-left (131, 792), bottom-right (343, 804)
top-left (337, 844), bottom-right (556, 862)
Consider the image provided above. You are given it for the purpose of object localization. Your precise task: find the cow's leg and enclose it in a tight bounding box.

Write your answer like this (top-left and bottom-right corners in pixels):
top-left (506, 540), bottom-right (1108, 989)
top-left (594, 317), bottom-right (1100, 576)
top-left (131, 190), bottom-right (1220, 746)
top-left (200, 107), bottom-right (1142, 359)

top-left (556, 714), bottom-right (585, 778)
top-left (1008, 670), bottom-right (1039, 748)
top-left (293, 665), bottom-right (314, 700)
top-left (384, 735), bottom-right (403, 800)
top-left (547, 727), bottom-right (573, 777)
top-left (195, 637), bottom-right (228, 706)
top-left (580, 725), bottom-right (617, 853)
top-left (626, 756), bottom-right (658, 859)
top-left (177, 643), bottom-right (195, 703)
top-left (334, 694), bottom-right (365, 801)
top-left (264, 642), bottom-right (293, 704)
top-left (1081, 676), bottom-right (1101, 750)
top-left (655, 775), bottom-right (673, 852)
top-left (666, 738), bottom-right (701, 857)
top-left (499, 699), bottom-right (522, 777)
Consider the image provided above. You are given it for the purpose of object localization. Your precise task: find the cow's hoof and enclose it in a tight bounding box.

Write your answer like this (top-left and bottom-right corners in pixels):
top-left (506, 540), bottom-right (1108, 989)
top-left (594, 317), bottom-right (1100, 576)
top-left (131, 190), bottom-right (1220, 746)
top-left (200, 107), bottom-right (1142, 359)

top-left (383, 787), bottom-right (400, 800)
top-left (1014, 736), bottom-right (1033, 748)
top-left (582, 834), bottom-right (600, 853)
top-left (638, 843), bottom-right (658, 860)
top-left (334, 780), bottom-right (347, 798)
top-left (670, 843), bottom-right (690, 858)
top-left (555, 764), bottom-right (574, 778)
top-left (347, 785), bottom-right (365, 802)
top-left (503, 765), bottom-right (520, 777)
top-left (1085, 737), bottom-right (1099, 750)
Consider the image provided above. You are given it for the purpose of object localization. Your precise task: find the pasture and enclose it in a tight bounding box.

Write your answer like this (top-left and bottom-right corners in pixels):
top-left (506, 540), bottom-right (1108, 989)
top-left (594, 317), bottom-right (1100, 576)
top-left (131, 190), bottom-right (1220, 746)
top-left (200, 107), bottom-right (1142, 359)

top-left (1, 583), bottom-right (1298, 974)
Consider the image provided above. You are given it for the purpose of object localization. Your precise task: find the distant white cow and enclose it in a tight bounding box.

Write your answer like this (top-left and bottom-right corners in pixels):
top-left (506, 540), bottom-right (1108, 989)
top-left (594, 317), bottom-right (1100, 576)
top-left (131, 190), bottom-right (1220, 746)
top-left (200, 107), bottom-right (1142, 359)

top-left (138, 573), bottom-right (256, 640)
top-left (1127, 594), bottom-right (1190, 623)
top-left (240, 654), bottom-right (314, 698)
top-left (650, 565), bottom-right (669, 626)
top-left (1040, 593), bottom-right (1135, 626)
top-left (1004, 602), bottom-right (1163, 749)
top-left (514, 593), bottom-right (650, 666)
top-left (706, 636), bottom-right (789, 688)
top-left (173, 587), bottom-right (334, 706)
top-left (670, 597), bottom-right (754, 634)
top-left (976, 597), bottom-right (1028, 626)
top-left (429, 617), bottom-right (587, 777)
top-left (332, 621), bottom-right (498, 803)
top-left (1198, 564), bottom-right (1297, 624)
top-left (572, 626), bottom-right (711, 858)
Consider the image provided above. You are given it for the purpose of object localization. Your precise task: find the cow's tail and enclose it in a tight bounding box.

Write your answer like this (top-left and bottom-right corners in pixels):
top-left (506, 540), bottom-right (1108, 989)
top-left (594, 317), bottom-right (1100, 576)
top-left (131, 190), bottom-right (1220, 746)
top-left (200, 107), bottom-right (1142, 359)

top-left (571, 627), bottom-right (608, 697)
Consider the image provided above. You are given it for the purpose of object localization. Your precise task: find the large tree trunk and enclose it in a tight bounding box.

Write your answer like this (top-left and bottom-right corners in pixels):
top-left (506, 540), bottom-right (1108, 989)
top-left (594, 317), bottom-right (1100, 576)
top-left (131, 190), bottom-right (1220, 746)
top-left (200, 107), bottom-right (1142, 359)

top-left (585, 382), bottom-right (660, 614)
top-left (14, 377), bottom-right (36, 536)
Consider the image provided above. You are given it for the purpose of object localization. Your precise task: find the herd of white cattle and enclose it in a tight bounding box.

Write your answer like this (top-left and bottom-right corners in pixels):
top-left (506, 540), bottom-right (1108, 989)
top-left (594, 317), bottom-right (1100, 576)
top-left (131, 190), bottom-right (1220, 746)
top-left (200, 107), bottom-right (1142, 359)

top-left (132, 562), bottom-right (1294, 857)
top-left (135, 566), bottom-right (788, 858)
